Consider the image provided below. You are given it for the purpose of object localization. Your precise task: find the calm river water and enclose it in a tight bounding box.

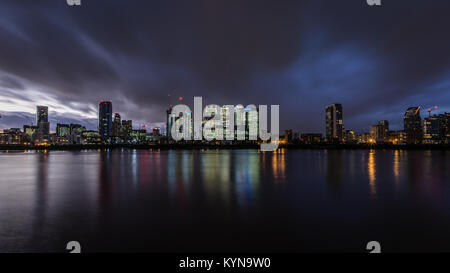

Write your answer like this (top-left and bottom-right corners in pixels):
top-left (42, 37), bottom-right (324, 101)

top-left (0, 149), bottom-right (449, 252)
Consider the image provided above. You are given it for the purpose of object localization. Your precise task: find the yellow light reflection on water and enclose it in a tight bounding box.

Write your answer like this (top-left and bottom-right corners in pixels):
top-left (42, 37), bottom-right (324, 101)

top-left (272, 148), bottom-right (286, 183)
top-left (393, 150), bottom-right (400, 184)
top-left (368, 150), bottom-right (376, 198)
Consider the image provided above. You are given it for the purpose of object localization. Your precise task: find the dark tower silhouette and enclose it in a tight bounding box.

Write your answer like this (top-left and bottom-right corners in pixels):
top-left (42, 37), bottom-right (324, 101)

top-left (98, 100), bottom-right (112, 143)
top-left (404, 107), bottom-right (422, 144)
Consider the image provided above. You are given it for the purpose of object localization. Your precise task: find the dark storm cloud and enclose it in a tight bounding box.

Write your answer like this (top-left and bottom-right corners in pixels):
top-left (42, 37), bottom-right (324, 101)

top-left (0, 0), bottom-right (450, 133)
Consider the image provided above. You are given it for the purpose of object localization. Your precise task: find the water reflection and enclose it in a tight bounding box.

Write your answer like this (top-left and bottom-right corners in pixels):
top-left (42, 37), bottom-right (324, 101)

top-left (325, 150), bottom-right (344, 190)
top-left (271, 148), bottom-right (286, 183)
top-left (31, 152), bottom-right (49, 248)
top-left (368, 150), bottom-right (376, 198)
top-left (393, 150), bottom-right (400, 184)
top-left (1, 149), bottom-right (450, 252)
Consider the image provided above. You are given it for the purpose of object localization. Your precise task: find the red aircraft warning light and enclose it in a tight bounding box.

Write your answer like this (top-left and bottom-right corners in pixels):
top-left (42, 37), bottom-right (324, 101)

top-left (427, 106), bottom-right (438, 117)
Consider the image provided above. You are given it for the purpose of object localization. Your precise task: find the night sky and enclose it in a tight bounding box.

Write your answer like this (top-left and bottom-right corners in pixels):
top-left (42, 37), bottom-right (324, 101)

top-left (0, 0), bottom-right (450, 133)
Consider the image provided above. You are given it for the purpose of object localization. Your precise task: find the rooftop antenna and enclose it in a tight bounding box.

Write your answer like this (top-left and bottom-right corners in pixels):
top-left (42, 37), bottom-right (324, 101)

top-left (427, 106), bottom-right (438, 117)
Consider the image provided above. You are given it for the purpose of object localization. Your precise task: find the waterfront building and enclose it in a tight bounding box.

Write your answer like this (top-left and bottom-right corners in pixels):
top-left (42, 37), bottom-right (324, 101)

top-left (131, 129), bottom-right (147, 144)
top-left (438, 113), bottom-right (450, 144)
top-left (245, 106), bottom-right (258, 141)
top-left (81, 130), bottom-right (101, 144)
top-left (404, 107), bottom-right (423, 144)
top-left (166, 107), bottom-right (176, 140)
top-left (70, 124), bottom-right (85, 134)
top-left (98, 100), bottom-right (112, 142)
top-left (0, 128), bottom-right (22, 144)
top-left (23, 125), bottom-right (38, 141)
top-left (121, 120), bottom-right (132, 143)
top-left (345, 130), bottom-right (356, 143)
top-left (300, 133), bottom-right (323, 144)
top-left (284, 129), bottom-right (293, 143)
top-left (423, 115), bottom-right (440, 144)
top-left (56, 123), bottom-right (71, 137)
top-left (325, 104), bottom-right (344, 143)
top-left (377, 120), bottom-right (389, 143)
top-left (36, 106), bottom-right (50, 141)
top-left (112, 113), bottom-right (122, 137)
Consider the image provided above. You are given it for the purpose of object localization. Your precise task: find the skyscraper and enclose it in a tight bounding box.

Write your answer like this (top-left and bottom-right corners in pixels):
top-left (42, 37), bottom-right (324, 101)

top-left (36, 106), bottom-right (49, 140)
top-left (325, 104), bottom-right (344, 143)
top-left (166, 107), bottom-right (176, 139)
top-left (98, 100), bottom-right (112, 142)
top-left (438, 113), bottom-right (450, 144)
top-left (404, 106), bottom-right (422, 144)
top-left (121, 120), bottom-right (132, 143)
top-left (376, 120), bottom-right (389, 143)
top-left (423, 115), bottom-right (440, 144)
top-left (112, 113), bottom-right (122, 140)
top-left (245, 106), bottom-right (258, 140)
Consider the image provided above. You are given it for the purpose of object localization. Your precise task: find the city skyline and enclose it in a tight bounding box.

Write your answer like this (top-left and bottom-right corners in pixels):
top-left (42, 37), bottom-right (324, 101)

top-left (1, 1), bottom-right (450, 133)
top-left (1, 99), bottom-right (449, 146)
top-left (1, 98), bottom-right (449, 136)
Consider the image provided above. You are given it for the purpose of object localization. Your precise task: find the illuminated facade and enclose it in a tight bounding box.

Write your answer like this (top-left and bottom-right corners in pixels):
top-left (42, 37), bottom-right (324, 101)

top-left (56, 123), bottom-right (71, 137)
top-left (166, 107), bottom-right (176, 139)
top-left (70, 124), bottom-right (85, 134)
top-left (203, 105), bottom-right (220, 140)
top-left (23, 125), bottom-right (38, 139)
top-left (222, 106), bottom-right (233, 140)
top-left (301, 133), bottom-right (322, 144)
top-left (0, 128), bottom-right (22, 144)
top-left (131, 129), bottom-right (147, 143)
top-left (377, 120), bottom-right (389, 143)
top-left (112, 113), bottom-right (122, 139)
top-left (121, 120), bottom-right (132, 142)
top-left (245, 106), bottom-right (258, 140)
top-left (438, 113), bottom-right (450, 144)
top-left (81, 130), bottom-right (101, 144)
top-left (423, 115), bottom-right (440, 144)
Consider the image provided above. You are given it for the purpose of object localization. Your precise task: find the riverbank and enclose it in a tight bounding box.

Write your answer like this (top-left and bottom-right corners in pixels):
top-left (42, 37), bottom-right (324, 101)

top-left (1, 143), bottom-right (449, 151)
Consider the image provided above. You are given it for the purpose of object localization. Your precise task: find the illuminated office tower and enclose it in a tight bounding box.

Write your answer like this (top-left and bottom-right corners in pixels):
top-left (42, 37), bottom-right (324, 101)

top-left (36, 106), bottom-right (50, 140)
top-left (234, 105), bottom-right (245, 140)
top-left (69, 124), bottom-right (86, 145)
top-left (121, 120), bottom-right (132, 142)
top-left (166, 107), bottom-right (176, 139)
top-left (112, 113), bottom-right (122, 139)
top-left (98, 100), bottom-right (112, 142)
top-left (245, 106), bottom-right (258, 140)
top-left (404, 107), bottom-right (422, 144)
top-left (424, 115), bottom-right (440, 144)
top-left (56, 124), bottom-right (70, 137)
top-left (369, 125), bottom-right (377, 143)
top-left (23, 125), bottom-right (38, 140)
top-left (325, 104), bottom-right (344, 143)
top-left (173, 108), bottom-right (193, 140)
top-left (438, 113), bottom-right (450, 143)
top-left (203, 105), bottom-right (220, 140)
top-left (221, 105), bottom-right (234, 140)
top-left (377, 120), bottom-right (389, 142)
